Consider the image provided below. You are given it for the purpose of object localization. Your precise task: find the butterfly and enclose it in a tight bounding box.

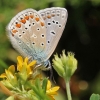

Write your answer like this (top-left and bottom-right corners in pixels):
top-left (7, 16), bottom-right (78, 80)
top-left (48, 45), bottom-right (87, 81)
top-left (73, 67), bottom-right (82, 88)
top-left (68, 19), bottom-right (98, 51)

top-left (6, 7), bottom-right (68, 70)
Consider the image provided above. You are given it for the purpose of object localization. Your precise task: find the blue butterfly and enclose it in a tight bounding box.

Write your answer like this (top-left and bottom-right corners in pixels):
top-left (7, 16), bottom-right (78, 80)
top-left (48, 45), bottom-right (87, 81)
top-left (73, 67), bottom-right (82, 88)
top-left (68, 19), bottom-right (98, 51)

top-left (7, 7), bottom-right (68, 70)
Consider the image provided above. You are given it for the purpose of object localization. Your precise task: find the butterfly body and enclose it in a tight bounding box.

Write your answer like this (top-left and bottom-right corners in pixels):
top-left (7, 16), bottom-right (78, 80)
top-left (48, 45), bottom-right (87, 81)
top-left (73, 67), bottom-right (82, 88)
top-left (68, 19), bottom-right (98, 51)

top-left (7, 7), bottom-right (68, 69)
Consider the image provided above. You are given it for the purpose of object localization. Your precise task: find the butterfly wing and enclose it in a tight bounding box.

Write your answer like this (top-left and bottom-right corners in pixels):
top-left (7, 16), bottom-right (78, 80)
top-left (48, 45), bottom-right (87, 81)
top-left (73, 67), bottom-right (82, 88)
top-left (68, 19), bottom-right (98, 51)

top-left (38, 7), bottom-right (68, 61)
top-left (7, 9), bottom-right (47, 64)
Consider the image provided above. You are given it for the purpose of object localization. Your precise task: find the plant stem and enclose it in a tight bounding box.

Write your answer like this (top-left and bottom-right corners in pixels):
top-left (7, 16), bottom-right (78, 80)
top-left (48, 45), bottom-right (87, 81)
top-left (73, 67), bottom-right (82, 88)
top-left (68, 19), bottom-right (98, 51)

top-left (65, 79), bottom-right (72, 100)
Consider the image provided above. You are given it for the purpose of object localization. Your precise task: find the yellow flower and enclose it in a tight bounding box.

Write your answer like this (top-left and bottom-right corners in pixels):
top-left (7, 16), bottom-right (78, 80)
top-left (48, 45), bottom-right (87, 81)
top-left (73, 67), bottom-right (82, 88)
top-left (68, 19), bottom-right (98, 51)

top-left (0, 56), bottom-right (37, 88)
top-left (0, 56), bottom-right (47, 100)
top-left (17, 56), bottom-right (36, 80)
top-left (46, 80), bottom-right (60, 100)
top-left (0, 65), bottom-right (15, 79)
top-left (0, 65), bottom-right (17, 88)
top-left (17, 56), bottom-right (36, 74)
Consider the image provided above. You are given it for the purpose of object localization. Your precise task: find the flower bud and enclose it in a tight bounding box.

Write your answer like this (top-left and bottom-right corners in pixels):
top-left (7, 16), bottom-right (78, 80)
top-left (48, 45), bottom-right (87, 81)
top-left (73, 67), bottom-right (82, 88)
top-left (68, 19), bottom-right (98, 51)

top-left (53, 55), bottom-right (65, 77)
top-left (52, 50), bottom-right (77, 80)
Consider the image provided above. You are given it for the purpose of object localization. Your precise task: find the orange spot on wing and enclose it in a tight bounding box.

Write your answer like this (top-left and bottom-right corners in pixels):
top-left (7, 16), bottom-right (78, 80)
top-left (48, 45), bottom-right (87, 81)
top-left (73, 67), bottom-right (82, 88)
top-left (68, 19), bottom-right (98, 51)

top-left (35, 17), bottom-right (39, 21)
top-left (20, 19), bottom-right (26, 24)
top-left (30, 15), bottom-right (34, 18)
top-left (47, 15), bottom-right (51, 19)
top-left (16, 23), bottom-right (21, 28)
top-left (11, 29), bottom-right (18, 36)
top-left (40, 22), bottom-right (45, 26)
top-left (12, 29), bottom-right (18, 33)
top-left (24, 16), bottom-right (29, 20)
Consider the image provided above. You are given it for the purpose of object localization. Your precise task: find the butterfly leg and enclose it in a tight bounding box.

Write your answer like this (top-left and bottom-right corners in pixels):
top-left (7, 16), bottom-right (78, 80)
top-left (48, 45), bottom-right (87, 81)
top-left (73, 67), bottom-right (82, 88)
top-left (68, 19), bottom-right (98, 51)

top-left (47, 60), bottom-right (53, 80)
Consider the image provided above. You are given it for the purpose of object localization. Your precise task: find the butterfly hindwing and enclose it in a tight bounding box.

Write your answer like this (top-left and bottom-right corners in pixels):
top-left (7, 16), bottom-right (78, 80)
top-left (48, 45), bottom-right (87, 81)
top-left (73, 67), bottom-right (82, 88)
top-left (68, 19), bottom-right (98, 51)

top-left (38, 7), bottom-right (68, 61)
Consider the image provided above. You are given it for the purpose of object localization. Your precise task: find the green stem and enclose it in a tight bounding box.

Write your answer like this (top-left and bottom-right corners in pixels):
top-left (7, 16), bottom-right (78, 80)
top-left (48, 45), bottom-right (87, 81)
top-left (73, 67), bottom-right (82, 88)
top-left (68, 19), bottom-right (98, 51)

top-left (65, 79), bottom-right (72, 100)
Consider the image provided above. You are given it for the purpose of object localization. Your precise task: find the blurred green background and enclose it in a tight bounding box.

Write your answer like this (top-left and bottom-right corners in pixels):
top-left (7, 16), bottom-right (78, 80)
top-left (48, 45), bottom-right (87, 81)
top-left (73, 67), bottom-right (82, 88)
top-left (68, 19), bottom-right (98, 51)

top-left (0, 0), bottom-right (100, 100)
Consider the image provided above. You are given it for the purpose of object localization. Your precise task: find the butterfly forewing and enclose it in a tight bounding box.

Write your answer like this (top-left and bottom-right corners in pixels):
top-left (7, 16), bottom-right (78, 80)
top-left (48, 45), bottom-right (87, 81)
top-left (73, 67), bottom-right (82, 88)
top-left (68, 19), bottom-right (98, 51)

top-left (7, 9), bottom-right (47, 63)
top-left (38, 7), bottom-right (68, 61)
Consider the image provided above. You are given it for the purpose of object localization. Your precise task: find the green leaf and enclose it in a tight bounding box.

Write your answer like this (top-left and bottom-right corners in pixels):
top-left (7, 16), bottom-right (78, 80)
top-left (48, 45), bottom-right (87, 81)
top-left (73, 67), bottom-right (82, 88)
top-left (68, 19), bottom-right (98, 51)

top-left (42, 78), bottom-right (47, 93)
top-left (90, 93), bottom-right (100, 100)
